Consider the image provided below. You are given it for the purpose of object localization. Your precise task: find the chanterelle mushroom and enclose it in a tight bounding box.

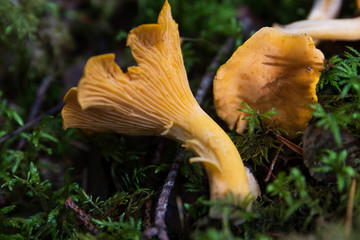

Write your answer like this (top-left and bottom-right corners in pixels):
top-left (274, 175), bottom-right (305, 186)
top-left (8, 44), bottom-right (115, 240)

top-left (213, 27), bottom-right (324, 139)
top-left (274, 0), bottom-right (360, 42)
top-left (273, 17), bottom-right (360, 41)
top-left (62, 0), bottom-right (259, 218)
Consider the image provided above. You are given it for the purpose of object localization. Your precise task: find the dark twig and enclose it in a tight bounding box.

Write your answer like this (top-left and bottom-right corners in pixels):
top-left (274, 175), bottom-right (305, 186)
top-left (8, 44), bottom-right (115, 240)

top-left (144, 149), bottom-right (185, 240)
top-left (0, 103), bottom-right (64, 145)
top-left (29, 76), bottom-right (55, 122)
top-left (155, 150), bottom-right (185, 235)
top-left (64, 197), bottom-right (100, 235)
top-left (268, 129), bottom-right (303, 156)
top-left (258, 116), bottom-right (266, 133)
top-left (264, 143), bottom-right (283, 183)
top-left (262, 163), bottom-right (277, 180)
top-left (152, 140), bottom-right (165, 165)
top-left (144, 198), bottom-right (152, 231)
top-left (98, 202), bottom-right (120, 220)
top-left (195, 37), bottom-right (235, 104)
top-left (17, 76), bottom-right (55, 150)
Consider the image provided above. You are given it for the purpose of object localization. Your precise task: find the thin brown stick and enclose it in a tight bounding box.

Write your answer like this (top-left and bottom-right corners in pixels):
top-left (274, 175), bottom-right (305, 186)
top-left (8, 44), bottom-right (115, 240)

top-left (155, 150), bottom-right (184, 232)
top-left (268, 129), bottom-right (303, 156)
top-left (345, 176), bottom-right (356, 236)
top-left (143, 198), bottom-right (152, 231)
top-left (262, 163), bottom-right (277, 180)
top-left (98, 202), bottom-right (119, 220)
top-left (29, 76), bottom-right (55, 122)
top-left (264, 143), bottom-right (284, 183)
top-left (152, 140), bottom-right (165, 165)
top-left (143, 149), bottom-right (185, 240)
top-left (64, 197), bottom-right (99, 235)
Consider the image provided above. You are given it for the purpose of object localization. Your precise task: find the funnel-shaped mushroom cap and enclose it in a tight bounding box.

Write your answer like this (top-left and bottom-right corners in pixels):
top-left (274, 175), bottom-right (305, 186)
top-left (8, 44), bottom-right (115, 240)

top-left (62, 0), bottom-right (257, 217)
top-left (214, 27), bottom-right (324, 138)
top-left (62, 1), bottom-right (196, 136)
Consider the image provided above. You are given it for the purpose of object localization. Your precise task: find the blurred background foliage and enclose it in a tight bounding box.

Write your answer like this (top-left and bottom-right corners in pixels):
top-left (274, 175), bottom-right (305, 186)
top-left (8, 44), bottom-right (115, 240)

top-left (0, 0), bottom-right (360, 239)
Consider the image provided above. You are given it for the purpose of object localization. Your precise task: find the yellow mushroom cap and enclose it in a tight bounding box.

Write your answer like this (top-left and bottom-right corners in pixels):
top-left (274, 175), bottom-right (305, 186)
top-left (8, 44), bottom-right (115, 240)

top-left (214, 27), bottom-right (324, 138)
top-left (62, 0), bottom-right (257, 218)
top-left (62, 0), bottom-right (196, 136)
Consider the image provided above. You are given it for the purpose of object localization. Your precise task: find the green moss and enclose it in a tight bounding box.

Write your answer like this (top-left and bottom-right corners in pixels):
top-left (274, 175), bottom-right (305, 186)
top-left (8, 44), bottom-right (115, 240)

top-left (1, 0), bottom-right (360, 239)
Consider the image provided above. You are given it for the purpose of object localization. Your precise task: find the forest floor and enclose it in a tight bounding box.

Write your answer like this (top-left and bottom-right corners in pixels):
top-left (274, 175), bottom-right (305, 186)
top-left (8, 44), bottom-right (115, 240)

top-left (1, 0), bottom-right (360, 239)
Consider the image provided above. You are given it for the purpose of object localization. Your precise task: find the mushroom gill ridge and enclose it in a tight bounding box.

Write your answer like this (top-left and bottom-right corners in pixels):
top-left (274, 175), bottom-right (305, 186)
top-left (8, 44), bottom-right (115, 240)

top-left (62, 0), bottom-right (258, 219)
top-left (64, 1), bottom-right (197, 136)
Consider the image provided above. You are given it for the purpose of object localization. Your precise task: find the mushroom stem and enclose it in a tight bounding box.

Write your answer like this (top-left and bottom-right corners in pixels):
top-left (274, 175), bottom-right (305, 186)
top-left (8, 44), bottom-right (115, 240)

top-left (273, 17), bottom-right (360, 41)
top-left (62, 0), bottom-right (258, 219)
top-left (307, 0), bottom-right (342, 20)
top-left (166, 105), bottom-right (251, 207)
